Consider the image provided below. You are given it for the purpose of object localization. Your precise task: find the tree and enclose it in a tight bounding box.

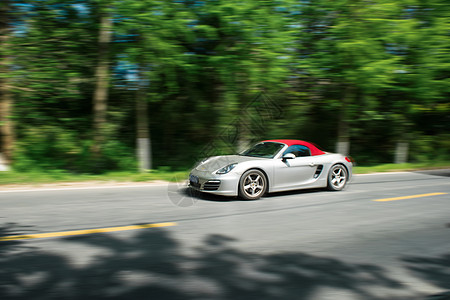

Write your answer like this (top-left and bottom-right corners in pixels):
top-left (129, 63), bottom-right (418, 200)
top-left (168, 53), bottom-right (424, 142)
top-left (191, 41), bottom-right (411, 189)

top-left (0, 0), bottom-right (447, 173)
top-left (0, 0), bottom-right (14, 166)
top-left (135, 64), bottom-right (151, 171)
top-left (292, 0), bottom-right (404, 156)
top-left (189, 0), bottom-right (296, 151)
top-left (7, 1), bottom-right (100, 171)
top-left (91, 2), bottom-right (113, 159)
top-left (114, 0), bottom-right (189, 170)
top-left (385, 0), bottom-right (450, 162)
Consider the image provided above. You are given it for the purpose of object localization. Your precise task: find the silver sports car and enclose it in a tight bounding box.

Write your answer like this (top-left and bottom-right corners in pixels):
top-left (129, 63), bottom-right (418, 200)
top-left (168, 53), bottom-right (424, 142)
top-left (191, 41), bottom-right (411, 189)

top-left (189, 139), bottom-right (353, 200)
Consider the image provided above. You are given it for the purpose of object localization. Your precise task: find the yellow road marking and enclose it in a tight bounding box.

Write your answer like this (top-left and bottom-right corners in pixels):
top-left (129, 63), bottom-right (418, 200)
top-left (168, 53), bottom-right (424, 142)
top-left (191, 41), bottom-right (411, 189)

top-left (374, 192), bottom-right (447, 202)
top-left (0, 222), bottom-right (177, 242)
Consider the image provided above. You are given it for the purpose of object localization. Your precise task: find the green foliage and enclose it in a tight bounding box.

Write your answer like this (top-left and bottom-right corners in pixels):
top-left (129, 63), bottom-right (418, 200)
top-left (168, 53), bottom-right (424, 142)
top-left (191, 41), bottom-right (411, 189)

top-left (354, 161), bottom-right (450, 174)
top-left (12, 126), bottom-right (136, 173)
top-left (0, 0), bottom-right (448, 174)
top-left (13, 126), bottom-right (82, 172)
top-left (409, 134), bottom-right (450, 162)
top-left (0, 169), bottom-right (191, 185)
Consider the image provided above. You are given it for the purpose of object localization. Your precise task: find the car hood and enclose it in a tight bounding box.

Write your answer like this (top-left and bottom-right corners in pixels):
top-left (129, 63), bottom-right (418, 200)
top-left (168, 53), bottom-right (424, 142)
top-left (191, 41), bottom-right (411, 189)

top-left (195, 155), bottom-right (265, 173)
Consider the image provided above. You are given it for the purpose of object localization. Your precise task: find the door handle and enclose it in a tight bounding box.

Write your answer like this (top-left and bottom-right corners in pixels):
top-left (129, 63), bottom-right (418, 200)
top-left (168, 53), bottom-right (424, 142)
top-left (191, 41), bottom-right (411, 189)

top-left (309, 162), bottom-right (315, 167)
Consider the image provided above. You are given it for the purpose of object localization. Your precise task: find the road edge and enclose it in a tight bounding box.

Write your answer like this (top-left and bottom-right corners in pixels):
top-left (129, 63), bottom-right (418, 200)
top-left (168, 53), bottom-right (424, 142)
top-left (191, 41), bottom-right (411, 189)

top-left (1, 168), bottom-right (449, 193)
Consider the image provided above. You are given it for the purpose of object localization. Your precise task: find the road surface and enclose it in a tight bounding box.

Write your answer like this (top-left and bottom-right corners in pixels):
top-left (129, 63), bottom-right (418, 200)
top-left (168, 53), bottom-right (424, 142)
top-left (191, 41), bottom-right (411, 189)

top-left (1, 170), bottom-right (449, 299)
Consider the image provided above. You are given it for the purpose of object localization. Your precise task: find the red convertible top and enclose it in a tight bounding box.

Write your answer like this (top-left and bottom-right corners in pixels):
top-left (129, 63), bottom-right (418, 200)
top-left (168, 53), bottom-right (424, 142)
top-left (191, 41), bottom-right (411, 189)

top-left (262, 139), bottom-right (326, 156)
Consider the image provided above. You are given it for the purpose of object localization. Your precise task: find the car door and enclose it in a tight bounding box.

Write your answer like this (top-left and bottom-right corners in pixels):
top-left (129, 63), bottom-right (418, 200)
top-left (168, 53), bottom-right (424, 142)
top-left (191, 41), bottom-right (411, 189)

top-left (272, 145), bottom-right (318, 190)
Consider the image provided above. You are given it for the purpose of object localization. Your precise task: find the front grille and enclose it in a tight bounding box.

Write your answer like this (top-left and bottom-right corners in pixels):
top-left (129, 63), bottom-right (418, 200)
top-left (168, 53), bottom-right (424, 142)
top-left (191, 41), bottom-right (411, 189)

top-left (203, 180), bottom-right (221, 191)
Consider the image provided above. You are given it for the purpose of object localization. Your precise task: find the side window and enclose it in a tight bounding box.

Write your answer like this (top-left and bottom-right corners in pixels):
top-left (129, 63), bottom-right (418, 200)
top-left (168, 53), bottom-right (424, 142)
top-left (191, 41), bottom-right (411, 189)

top-left (283, 145), bottom-right (311, 157)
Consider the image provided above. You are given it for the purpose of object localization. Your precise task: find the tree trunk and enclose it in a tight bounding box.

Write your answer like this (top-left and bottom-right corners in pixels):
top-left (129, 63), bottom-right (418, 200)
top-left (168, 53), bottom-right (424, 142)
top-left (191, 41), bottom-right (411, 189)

top-left (394, 141), bottom-right (408, 164)
top-left (0, 0), bottom-right (14, 166)
top-left (136, 82), bottom-right (151, 172)
top-left (336, 122), bottom-right (350, 155)
top-left (91, 7), bottom-right (112, 157)
top-left (0, 93), bottom-right (13, 165)
top-left (336, 87), bottom-right (351, 156)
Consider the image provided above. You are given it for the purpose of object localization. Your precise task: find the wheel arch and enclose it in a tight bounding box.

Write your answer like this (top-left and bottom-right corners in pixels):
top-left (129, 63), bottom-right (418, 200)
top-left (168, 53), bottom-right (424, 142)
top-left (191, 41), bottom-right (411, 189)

top-left (239, 167), bottom-right (270, 192)
top-left (332, 162), bottom-right (349, 175)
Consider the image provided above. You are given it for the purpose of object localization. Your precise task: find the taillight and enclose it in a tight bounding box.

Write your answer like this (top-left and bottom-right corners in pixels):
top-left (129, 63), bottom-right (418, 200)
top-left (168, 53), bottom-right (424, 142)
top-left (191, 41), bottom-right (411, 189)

top-left (345, 156), bottom-right (354, 163)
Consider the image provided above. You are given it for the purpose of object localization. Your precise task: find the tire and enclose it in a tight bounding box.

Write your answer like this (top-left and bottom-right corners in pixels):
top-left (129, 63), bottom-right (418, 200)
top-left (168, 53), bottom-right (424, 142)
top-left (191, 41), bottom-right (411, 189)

top-left (327, 164), bottom-right (348, 191)
top-left (238, 169), bottom-right (267, 200)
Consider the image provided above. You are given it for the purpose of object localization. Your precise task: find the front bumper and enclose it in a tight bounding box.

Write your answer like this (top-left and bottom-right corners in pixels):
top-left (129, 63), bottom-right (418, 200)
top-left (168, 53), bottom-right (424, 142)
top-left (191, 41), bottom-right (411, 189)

top-left (188, 169), bottom-right (239, 196)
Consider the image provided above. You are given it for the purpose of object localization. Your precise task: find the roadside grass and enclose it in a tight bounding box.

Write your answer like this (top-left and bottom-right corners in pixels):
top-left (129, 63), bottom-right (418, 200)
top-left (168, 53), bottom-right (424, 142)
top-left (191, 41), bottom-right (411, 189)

top-left (0, 161), bottom-right (449, 186)
top-left (0, 169), bottom-right (190, 185)
top-left (353, 161), bottom-right (450, 174)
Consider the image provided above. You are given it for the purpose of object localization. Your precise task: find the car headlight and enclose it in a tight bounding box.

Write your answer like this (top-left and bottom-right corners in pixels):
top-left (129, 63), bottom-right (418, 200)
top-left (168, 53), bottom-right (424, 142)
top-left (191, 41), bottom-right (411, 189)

top-left (216, 163), bottom-right (237, 175)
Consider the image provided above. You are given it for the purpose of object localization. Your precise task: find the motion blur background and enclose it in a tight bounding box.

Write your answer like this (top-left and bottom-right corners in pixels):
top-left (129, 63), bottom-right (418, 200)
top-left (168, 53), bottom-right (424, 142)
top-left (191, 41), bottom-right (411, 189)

top-left (0, 0), bottom-right (449, 174)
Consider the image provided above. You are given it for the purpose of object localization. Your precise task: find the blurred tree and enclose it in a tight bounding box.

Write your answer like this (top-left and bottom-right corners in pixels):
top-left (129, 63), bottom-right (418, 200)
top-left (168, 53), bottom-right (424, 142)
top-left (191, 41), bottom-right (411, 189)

top-left (12, 1), bottom-right (96, 124)
top-left (292, 0), bottom-right (407, 157)
top-left (189, 0), bottom-right (296, 151)
top-left (91, 1), bottom-right (113, 159)
top-left (0, 0), bottom-right (14, 165)
top-left (135, 64), bottom-right (151, 171)
top-left (115, 0), bottom-right (193, 169)
top-left (0, 0), bottom-right (447, 172)
top-left (385, 0), bottom-right (450, 162)
top-left (9, 1), bottom-right (105, 171)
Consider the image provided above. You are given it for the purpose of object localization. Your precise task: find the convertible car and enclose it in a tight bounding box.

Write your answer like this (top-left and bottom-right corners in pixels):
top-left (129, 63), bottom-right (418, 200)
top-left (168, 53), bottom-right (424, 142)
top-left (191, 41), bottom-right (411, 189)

top-left (189, 139), bottom-right (353, 200)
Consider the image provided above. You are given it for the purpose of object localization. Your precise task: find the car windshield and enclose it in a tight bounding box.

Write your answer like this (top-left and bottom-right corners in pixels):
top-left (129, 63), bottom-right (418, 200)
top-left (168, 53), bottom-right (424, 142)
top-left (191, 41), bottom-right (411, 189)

top-left (240, 142), bottom-right (285, 158)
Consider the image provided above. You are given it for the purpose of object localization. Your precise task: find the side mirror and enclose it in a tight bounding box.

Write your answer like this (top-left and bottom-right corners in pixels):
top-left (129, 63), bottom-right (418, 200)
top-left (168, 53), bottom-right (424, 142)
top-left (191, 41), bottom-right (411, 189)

top-left (282, 153), bottom-right (296, 161)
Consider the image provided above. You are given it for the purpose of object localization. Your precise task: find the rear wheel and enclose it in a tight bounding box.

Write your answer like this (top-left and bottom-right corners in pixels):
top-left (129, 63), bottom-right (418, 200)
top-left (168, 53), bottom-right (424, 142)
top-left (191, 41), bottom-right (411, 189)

top-left (327, 164), bottom-right (347, 191)
top-left (238, 169), bottom-right (267, 200)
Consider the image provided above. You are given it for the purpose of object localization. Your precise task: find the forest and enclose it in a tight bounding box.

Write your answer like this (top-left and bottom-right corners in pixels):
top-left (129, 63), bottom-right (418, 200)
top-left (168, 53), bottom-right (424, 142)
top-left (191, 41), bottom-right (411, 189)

top-left (0, 0), bottom-right (449, 173)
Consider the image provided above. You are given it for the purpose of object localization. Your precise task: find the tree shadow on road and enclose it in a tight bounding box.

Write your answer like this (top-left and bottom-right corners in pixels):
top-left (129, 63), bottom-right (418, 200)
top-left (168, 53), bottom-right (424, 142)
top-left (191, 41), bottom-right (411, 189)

top-left (402, 253), bottom-right (450, 299)
top-left (0, 222), bottom-right (36, 254)
top-left (0, 222), bottom-right (432, 300)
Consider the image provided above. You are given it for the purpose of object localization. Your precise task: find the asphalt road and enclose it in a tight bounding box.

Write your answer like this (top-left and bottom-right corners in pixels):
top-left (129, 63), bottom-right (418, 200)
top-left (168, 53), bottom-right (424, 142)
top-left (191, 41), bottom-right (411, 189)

top-left (0, 170), bottom-right (449, 300)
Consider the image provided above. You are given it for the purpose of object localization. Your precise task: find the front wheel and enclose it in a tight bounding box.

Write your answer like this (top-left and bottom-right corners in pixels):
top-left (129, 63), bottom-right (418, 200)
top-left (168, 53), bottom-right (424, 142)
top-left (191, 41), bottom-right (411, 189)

top-left (238, 169), bottom-right (267, 200)
top-left (327, 164), bottom-right (348, 191)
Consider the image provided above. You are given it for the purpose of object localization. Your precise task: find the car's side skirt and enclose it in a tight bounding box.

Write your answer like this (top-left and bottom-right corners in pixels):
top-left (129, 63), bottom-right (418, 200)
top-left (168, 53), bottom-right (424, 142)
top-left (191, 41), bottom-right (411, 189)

top-left (268, 178), bottom-right (328, 193)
